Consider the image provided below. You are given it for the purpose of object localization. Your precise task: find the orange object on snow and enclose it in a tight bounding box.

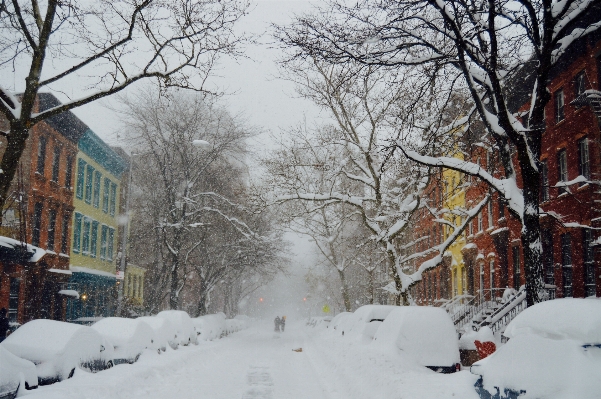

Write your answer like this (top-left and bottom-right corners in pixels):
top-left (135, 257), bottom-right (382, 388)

top-left (474, 340), bottom-right (496, 359)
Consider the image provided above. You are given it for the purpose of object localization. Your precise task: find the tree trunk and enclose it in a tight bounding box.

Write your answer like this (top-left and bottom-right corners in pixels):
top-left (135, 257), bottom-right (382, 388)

top-left (337, 269), bottom-right (352, 311)
top-left (169, 250), bottom-right (180, 310)
top-left (0, 124), bottom-right (31, 221)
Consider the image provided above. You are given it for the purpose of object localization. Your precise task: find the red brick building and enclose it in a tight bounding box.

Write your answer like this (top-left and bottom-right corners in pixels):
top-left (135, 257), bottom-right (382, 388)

top-left (0, 93), bottom-right (86, 325)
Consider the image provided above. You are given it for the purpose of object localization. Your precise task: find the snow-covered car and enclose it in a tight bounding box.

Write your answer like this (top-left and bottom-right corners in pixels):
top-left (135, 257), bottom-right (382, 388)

top-left (92, 317), bottom-right (153, 364)
top-left (137, 316), bottom-right (178, 352)
top-left (192, 313), bottom-right (226, 341)
top-left (338, 305), bottom-right (398, 340)
top-left (373, 306), bottom-right (461, 373)
top-left (470, 298), bottom-right (601, 399)
top-left (328, 312), bottom-right (352, 331)
top-left (0, 344), bottom-right (38, 398)
top-left (157, 310), bottom-right (197, 346)
top-left (1, 320), bottom-right (110, 385)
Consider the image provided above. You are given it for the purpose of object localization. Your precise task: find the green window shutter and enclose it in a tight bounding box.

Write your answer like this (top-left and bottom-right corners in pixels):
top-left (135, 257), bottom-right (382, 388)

top-left (103, 178), bottom-right (110, 213)
top-left (93, 171), bottom-right (101, 208)
top-left (90, 221), bottom-right (99, 257)
top-left (110, 183), bottom-right (117, 216)
top-left (100, 225), bottom-right (108, 259)
top-left (85, 165), bottom-right (94, 204)
top-left (107, 228), bottom-right (115, 260)
top-left (73, 213), bottom-right (82, 252)
top-left (76, 159), bottom-right (86, 199)
top-left (82, 217), bottom-right (91, 254)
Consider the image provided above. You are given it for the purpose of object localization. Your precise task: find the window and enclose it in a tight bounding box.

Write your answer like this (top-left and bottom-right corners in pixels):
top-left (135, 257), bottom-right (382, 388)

top-left (558, 149), bottom-right (568, 195)
top-left (498, 197), bottom-right (505, 220)
top-left (469, 219), bottom-right (473, 236)
top-left (90, 221), bottom-right (99, 257)
top-left (477, 211), bottom-right (483, 232)
top-left (32, 202), bottom-right (43, 247)
top-left (107, 228), bottom-right (115, 260)
top-left (93, 171), bottom-right (101, 208)
top-left (554, 89), bottom-right (564, 123)
top-left (82, 217), bottom-right (91, 254)
top-left (574, 71), bottom-right (586, 97)
top-left (485, 152), bottom-right (491, 171)
top-left (487, 200), bottom-right (493, 228)
top-left (561, 233), bottom-right (573, 298)
top-left (100, 225), bottom-right (108, 259)
top-left (85, 165), bottom-right (94, 204)
top-left (76, 159), bottom-right (86, 199)
top-left (583, 229), bottom-right (596, 297)
top-left (578, 137), bottom-right (590, 181)
top-left (36, 136), bottom-right (47, 174)
top-left (542, 229), bottom-right (554, 285)
top-left (65, 156), bottom-right (73, 189)
top-left (47, 209), bottom-right (57, 251)
top-left (52, 146), bottom-right (61, 182)
top-left (73, 213), bottom-right (82, 252)
top-left (103, 178), bottom-right (110, 213)
top-left (489, 259), bottom-right (495, 289)
top-left (109, 183), bottom-right (117, 216)
top-left (61, 215), bottom-right (69, 254)
top-left (541, 160), bottom-right (549, 202)
top-left (512, 246), bottom-right (521, 289)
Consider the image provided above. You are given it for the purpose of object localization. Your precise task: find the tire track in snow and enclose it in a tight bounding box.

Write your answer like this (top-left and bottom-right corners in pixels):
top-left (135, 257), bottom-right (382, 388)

top-left (242, 364), bottom-right (273, 399)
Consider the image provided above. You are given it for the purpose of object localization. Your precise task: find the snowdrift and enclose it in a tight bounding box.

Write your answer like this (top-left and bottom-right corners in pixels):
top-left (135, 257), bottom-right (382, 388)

top-left (0, 343), bottom-right (38, 396)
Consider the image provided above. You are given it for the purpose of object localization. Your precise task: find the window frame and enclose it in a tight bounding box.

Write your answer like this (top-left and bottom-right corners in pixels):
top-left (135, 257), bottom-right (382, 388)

top-left (560, 233), bottom-right (573, 298)
top-left (107, 227), bottom-right (115, 261)
top-left (577, 137), bottom-right (590, 181)
top-left (558, 149), bottom-right (568, 195)
top-left (32, 202), bottom-right (43, 247)
top-left (100, 225), bottom-right (108, 260)
top-left (47, 208), bottom-right (57, 251)
top-left (109, 182), bottom-right (117, 216)
top-left (76, 159), bottom-right (86, 199)
top-left (93, 171), bottom-right (102, 208)
top-left (85, 165), bottom-right (94, 204)
top-left (90, 220), bottom-right (99, 257)
top-left (73, 213), bottom-right (82, 253)
top-left (103, 178), bottom-right (110, 213)
top-left (51, 146), bottom-right (61, 183)
top-left (82, 217), bottom-right (91, 254)
top-left (36, 136), bottom-right (47, 175)
top-left (554, 89), bottom-right (565, 123)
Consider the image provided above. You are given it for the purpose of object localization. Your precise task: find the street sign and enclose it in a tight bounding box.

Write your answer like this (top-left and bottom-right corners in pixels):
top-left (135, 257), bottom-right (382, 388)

top-left (322, 304), bottom-right (330, 313)
top-left (116, 271), bottom-right (125, 280)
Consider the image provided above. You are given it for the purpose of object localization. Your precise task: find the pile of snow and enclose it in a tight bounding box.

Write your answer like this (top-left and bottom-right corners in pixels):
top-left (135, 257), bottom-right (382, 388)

top-left (337, 305), bottom-right (398, 341)
top-left (157, 311), bottom-right (197, 346)
top-left (1, 320), bottom-right (107, 384)
top-left (224, 319), bottom-right (244, 335)
top-left (471, 298), bottom-right (601, 399)
top-left (327, 312), bottom-right (352, 332)
top-left (0, 344), bottom-right (38, 395)
top-left (92, 318), bottom-right (153, 364)
top-left (373, 306), bottom-right (460, 369)
top-left (193, 313), bottom-right (226, 341)
top-left (137, 316), bottom-right (178, 351)
top-left (306, 316), bottom-right (332, 328)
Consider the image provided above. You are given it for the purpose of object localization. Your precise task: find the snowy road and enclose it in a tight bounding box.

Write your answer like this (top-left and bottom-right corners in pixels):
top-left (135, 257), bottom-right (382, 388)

top-left (25, 321), bottom-right (479, 399)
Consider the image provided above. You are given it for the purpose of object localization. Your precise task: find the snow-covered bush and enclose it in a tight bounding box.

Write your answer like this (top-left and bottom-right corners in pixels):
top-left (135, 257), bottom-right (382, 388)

top-left (1, 320), bottom-right (108, 385)
top-left (137, 316), bottom-right (179, 351)
top-left (373, 306), bottom-right (460, 372)
top-left (0, 343), bottom-right (38, 395)
top-left (224, 319), bottom-right (243, 335)
top-left (157, 311), bottom-right (197, 346)
top-left (471, 298), bottom-right (601, 399)
top-left (92, 318), bottom-right (153, 364)
top-left (193, 314), bottom-right (226, 341)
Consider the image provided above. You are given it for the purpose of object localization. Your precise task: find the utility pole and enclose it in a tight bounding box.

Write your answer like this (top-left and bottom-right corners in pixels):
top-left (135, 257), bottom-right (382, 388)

top-left (116, 153), bottom-right (135, 315)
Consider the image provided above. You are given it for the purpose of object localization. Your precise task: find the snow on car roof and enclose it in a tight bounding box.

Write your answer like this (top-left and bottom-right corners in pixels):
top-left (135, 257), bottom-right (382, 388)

top-left (504, 298), bottom-right (601, 343)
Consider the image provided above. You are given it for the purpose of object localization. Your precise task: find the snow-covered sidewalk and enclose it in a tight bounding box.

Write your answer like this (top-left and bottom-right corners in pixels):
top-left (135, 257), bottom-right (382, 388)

top-left (22, 320), bottom-right (479, 399)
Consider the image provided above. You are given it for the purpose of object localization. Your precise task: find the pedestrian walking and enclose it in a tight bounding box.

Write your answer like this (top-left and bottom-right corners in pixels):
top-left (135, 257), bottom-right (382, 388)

top-left (281, 316), bottom-right (286, 332)
top-left (0, 308), bottom-right (10, 343)
top-left (274, 316), bottom-right (281, 332)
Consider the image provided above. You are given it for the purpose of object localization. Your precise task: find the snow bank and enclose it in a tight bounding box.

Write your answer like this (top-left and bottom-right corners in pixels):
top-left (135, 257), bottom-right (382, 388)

top-left (233, 315), bottom-right (252, 329)
top-left (193, 314), bottom-right (226, 341)
top-left (328, 312), bottom-right (352, 332)
top-left (0, 343), bottom-right (38, 394)
top-left (157, 311), bottom-right (197, 346)
top-left (306, 316), bottom-right (332, 329)
top-left (504, 298), bottom-right (601, 342)
top-left (338, 305), bottom-right (397, 341)
top-left (137, 316), bottom-right (178, 351)
top-left (373, 307), bottom-right (460, 368)
top-left (1, 320), bottom-right (105, 384)
top-left (92, 318), bottom-right (153, 363)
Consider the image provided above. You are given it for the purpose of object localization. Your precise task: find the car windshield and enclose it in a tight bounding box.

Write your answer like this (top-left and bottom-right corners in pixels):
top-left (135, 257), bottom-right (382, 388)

top-left (0, 1), bottom-right (600, 399)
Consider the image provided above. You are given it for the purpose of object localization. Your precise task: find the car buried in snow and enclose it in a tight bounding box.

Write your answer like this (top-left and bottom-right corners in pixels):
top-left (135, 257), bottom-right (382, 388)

top-left (92, 317), bottom-right (154, 364)
top-left (1, 320), bottom-right (112, 385)
top-left (0, 344), bottom-right (38, 398)
top-left (137, 316), bottom-right (179, 352)
top-left (157, 311), bottom-right (197, 346)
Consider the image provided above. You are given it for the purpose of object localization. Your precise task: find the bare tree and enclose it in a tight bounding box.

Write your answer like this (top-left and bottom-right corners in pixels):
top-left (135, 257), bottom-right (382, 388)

top-left (275, 0), bottom-right (601, 306)
top-left (0, 0), bottom-right (249, 216)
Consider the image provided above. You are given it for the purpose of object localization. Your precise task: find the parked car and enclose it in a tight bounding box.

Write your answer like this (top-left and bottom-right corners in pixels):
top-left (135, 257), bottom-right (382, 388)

top-left (0, 344), bottom-right (38, 398)
top-left (92, 317), bottom-right (153, 364)
top-left (338, 305), bottom-right (398, 341)
top-left (470, 298), bottom-right (601, 399)
top-left (373, 306), bottom-right (461, 373)
top-left (1, 320), bottom-right (111, 385)
top-left (192, 313), bottom-right (226, 341)
top-left (137, 316), bottom-right (178, 352)
top-left (328, 312), bottom-right (352, 331)
top-left (157, 310), bottom-right (197, 346)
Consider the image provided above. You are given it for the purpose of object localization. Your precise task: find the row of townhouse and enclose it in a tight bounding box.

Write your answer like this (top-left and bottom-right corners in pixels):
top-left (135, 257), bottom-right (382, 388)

top-left (408, 15), bottom-right (601, 311)
top-left (0, 93), bottom-right (144, 327)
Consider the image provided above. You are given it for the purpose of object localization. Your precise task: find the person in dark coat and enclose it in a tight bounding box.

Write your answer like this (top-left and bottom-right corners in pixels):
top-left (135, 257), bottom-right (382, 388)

top-left (274, 316), bottom-right (281, 332)
top-left (281, 316), bottom-right (286, 332)
top-left (0, 308), bottom-right (9, 343)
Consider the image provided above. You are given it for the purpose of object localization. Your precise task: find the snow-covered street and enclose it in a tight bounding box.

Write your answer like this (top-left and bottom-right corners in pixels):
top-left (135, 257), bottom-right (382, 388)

top-left (22, 320), bottom-right (479, 399)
